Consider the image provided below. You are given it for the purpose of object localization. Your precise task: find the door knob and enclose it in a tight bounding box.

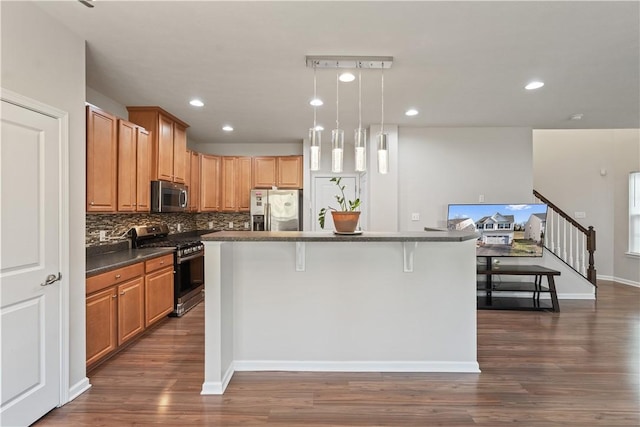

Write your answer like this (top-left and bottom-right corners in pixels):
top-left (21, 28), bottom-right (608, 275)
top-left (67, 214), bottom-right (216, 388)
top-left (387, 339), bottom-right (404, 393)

top-left (41, 272), bottom-right (61, 286)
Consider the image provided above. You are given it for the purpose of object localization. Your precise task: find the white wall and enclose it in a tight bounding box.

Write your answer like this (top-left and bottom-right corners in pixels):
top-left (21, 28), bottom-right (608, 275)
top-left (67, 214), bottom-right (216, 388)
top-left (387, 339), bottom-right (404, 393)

top-left (533, 129), bottom-right (640, 285)
top-left (2, 1), bottom-right (87, 394)
top-left (86, 86), bottom-right (128, 118)
top-left (398, 127), bottom-right (534, 230)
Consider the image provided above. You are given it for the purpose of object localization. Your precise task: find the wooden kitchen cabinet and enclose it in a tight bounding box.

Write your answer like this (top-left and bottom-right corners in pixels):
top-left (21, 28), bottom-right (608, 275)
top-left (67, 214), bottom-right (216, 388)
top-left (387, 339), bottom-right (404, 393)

top-left (86, 262), bottom-right (145, 368)
top-left (127, 106), bottom-right (189, 184)
top-left (189, 151), bottom-right (201, 212)
top-left (221, 156), bottom-right (252, 212)
top-left (252, 156), bottom-right (302, 189)
top-left (86, 105), bottom-right (118, 212)
top-left (144, 254), bottom-right (174, 327)
top-left (85, 286), bottom-right (118, 367)
top-left (200, 154), bottom-right (221, 212)
top-left (135, 127), bottom-right (151, 211)
top-left (277, 156), bottom-right (303, 188)
top-left (117, 120), bottom-right (151, 212)
top-left (117, 277), bottom-right (145, 345)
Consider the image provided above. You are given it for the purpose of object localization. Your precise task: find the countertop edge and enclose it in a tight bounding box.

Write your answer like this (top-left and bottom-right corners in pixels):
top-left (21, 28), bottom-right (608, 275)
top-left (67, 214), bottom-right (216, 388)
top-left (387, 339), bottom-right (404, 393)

top-left (200, 231), bottom-right (478, 243)
top-left (86, 247), bottom-right (175, 277)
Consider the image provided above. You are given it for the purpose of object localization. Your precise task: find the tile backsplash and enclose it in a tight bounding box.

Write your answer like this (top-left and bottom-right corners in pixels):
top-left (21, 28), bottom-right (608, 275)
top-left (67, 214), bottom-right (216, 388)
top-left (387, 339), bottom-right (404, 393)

top-left (86, 212), bottom-right (251, 246)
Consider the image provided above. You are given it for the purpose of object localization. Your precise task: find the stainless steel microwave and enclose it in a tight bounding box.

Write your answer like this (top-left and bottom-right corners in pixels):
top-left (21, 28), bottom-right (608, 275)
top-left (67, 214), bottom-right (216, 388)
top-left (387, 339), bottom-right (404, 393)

top-left (151, 180), bottom-right (188, 212)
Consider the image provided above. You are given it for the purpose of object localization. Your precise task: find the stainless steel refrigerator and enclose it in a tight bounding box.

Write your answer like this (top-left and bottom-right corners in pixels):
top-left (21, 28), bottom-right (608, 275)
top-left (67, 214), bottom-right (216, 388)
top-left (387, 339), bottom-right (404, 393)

top-left (250, 189), bottom-right (302, 231)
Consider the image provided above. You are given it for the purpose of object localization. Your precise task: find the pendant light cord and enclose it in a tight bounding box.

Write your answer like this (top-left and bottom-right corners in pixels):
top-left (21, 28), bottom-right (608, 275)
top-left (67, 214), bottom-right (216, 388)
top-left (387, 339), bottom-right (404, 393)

top-left (335, 71), bottom-right (340, 129)
top-left (380, 65), bottom-right (385, 133)
top-left (313, 67), bottom-right (317, 128)
top-left (358, 70), bottom-right (362, 129)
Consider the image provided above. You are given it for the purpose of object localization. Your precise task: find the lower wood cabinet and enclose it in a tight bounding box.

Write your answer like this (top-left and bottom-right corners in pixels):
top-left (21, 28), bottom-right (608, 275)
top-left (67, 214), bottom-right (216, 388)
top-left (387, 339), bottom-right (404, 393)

top-left (144, 254), bottom-right (174, 327)
top-left (86, 253), bottom-right (175, 368)
top-left (117, 277), bottom-right (145, 345)
top-left (86, 287), bottom-right (118, 367)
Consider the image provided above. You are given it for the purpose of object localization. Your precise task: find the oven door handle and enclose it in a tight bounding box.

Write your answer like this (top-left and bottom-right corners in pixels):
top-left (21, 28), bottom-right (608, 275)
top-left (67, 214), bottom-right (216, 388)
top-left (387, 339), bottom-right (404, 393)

top-left (177, 252), bottom-right (204, 264)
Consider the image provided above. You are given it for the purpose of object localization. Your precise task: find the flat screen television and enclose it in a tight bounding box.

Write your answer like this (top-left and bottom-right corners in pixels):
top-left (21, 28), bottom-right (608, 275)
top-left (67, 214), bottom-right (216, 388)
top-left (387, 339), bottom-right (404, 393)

top-left (447, 203), bottom-right (548, 258)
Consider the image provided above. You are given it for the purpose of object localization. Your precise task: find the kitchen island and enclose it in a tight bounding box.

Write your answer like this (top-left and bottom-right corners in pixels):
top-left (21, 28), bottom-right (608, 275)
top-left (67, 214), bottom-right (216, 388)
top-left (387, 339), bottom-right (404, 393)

top-left (200, 230), bottom-right (479, 394)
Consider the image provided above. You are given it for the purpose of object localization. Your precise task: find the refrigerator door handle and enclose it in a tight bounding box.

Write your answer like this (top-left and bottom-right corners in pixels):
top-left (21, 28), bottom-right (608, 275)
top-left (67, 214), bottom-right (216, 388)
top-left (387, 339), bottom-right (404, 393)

top-left (265, 202), bottom-right (271, 231)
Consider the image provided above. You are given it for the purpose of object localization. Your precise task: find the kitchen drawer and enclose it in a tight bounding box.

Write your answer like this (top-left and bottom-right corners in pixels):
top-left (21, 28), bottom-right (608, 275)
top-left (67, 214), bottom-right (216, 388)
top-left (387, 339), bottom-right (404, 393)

top-left (87, 262), bottom-right (144, 295)
top-left (145, 254), bottom-right (174, 273)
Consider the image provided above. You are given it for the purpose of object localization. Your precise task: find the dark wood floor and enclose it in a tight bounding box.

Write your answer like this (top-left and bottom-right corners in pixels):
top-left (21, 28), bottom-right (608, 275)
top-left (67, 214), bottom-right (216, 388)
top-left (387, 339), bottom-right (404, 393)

top-left (36, 281), bottom-right (639, 426)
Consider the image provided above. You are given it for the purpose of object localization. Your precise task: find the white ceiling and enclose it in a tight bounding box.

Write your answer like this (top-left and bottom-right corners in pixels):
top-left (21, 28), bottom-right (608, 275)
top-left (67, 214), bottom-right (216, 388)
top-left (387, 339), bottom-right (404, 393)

top-left (35, 0), bottom-right (639, 146)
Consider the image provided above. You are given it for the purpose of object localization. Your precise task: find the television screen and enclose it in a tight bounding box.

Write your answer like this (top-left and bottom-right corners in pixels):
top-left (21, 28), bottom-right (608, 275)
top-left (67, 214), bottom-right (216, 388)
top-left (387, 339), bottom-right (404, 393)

top-left (447, 203), bottom-right (548, 257)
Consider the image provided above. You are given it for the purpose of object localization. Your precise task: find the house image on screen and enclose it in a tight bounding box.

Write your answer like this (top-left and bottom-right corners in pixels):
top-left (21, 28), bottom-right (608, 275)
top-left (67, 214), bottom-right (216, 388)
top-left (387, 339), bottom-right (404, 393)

top-left (476, 213), bottom-right (515, 244)
top-left (448, 217), bottom-right (476, 232)
top-left (524, 213), bottom-right (547, 242)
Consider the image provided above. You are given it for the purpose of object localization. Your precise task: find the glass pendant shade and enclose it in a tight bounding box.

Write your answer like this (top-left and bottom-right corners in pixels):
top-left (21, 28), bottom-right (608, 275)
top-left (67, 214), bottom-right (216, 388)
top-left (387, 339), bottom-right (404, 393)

top-left (331, 129), bottom-right (344, 173)
top-left (354, 128), bottom-right (367, 172)
top-left (309, 128), bottom-right (321, 171)
top-left (377, 132), bottom-right (389, 175)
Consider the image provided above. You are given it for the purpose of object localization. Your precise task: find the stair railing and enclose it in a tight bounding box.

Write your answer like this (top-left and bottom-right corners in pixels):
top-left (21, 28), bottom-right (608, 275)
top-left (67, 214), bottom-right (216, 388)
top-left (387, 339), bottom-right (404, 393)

top-left (533, 190), bottom-right (597, 288)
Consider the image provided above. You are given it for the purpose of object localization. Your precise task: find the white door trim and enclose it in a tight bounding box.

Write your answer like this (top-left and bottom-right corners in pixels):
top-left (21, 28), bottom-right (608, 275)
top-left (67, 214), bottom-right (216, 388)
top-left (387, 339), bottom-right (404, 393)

top-left (1, 88), bottom-right (70, 405)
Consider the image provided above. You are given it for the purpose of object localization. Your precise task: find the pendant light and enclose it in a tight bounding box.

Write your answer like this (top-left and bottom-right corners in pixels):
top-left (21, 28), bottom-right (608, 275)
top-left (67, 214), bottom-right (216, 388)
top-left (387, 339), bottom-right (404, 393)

top-left (354, 70), bottom-right (367, 172)
top-left (377, 64), bottom-right (389, 174)
top-left (331, 71), bottom-right (344, 173)
top-left (309, 67), bottom-right (322, 171)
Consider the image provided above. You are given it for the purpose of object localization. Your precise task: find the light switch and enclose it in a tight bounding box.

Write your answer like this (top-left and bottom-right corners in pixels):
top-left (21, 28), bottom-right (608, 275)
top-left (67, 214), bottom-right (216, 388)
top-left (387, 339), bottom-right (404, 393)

top-left (574, 211), bottom-right (586, 219)
top-left (411, 213), bottom-right (420, 221)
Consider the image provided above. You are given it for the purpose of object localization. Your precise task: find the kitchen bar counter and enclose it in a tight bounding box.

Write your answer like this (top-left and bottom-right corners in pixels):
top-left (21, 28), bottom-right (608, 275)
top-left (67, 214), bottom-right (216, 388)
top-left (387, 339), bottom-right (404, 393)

top-left (86, 247), bottom-right (175, 277)
top-left (201, 231), bottom-right (479, 394)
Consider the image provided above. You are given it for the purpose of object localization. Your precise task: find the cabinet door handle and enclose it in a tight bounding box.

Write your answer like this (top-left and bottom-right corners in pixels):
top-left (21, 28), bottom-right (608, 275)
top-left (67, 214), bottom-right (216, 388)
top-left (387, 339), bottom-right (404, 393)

top-left (120, 291), bottom-right (125, 296)
top-left (112, 294), bottom-right (117, 299)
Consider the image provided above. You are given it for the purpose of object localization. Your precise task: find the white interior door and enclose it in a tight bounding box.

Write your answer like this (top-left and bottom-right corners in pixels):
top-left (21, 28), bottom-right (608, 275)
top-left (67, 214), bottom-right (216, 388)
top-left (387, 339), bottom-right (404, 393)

top-left (1, 99), bottom-right (62, 426)
top-left (312, 176), bottom-right (357, 231)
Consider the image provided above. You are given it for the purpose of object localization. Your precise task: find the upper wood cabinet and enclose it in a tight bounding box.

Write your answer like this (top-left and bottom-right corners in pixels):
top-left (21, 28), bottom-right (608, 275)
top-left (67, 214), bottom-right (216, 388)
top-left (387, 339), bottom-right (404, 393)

top-left (86, 105), bottom-right (118, 212)
top-left (200, 154), bottom-right (221, 212)
top-left (252, 155), bottom-right (302, 189)
top-left (135, 128), bottom-right (151, 212)
top-left (127, 106), bottom-right (189, 184)
top-left (189, 151), bottom-right (201, 212)
top-left (277, 156), bottom-right (303, 188)
top-left (221, 157), bottom-right (252, 212)
top-left (117, 120), bottom-right (150, 212)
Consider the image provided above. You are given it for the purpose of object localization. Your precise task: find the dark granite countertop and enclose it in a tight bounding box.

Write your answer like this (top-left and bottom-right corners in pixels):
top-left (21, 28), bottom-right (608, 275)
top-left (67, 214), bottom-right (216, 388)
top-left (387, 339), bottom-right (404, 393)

top-left (200, 230), bottom-right (478, 242)
top-left (86, 247), bottom-right (175, 277)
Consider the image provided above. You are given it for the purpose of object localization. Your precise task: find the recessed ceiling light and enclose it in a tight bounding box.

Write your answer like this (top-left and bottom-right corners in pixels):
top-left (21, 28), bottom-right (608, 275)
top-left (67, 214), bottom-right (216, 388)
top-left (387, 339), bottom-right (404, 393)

top-left (189, 99), bottom-right (204, 107)
top-left (310, 98), bottom-right (323, 106)
top-left (339, 72), bottom-right (356, 83)
top-left (570, 113), bottom-right (584, 121)
top-left (222, 125), bottom-right (233, 132)
top-left (314, 125), bottom-right (324, 131)
top-left (525, 81), bottom-right (544, 90)
top-left (405, 109), bottom-right (419, 116)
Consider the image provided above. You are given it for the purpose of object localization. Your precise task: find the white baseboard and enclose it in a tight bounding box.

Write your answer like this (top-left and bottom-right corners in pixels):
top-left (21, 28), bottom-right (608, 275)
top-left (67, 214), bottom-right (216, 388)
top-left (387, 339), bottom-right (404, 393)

top-left (234, 360), bottom-right (480, 373)
top-left (598, 275), bottom-right (640, 288)
top-left (201, 363), bottom-right (235, 395)
top-left (67, 377), bottom-right (91, 403)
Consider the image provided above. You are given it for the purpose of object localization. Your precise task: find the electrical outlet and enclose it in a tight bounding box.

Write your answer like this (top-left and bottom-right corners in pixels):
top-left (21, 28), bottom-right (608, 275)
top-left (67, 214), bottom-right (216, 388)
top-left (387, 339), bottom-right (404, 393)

top-left (244, 222), bottom-right (250, 229)
top-left (479, 194), bottom-right (485, 203)
top-left (411, 213), bottom-right (420, 221)
top-left (99, 230), bottom-right (107, 242)
top-left (228, 221), bottom-right (234, 229)
top-left (208, 221), bottom-right (214, 229)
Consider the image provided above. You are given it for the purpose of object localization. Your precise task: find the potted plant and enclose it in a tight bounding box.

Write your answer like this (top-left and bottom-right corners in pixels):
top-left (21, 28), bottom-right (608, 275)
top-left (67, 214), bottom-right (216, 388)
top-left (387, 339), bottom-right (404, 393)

top-left (318, 177), bottom-right (361, 233)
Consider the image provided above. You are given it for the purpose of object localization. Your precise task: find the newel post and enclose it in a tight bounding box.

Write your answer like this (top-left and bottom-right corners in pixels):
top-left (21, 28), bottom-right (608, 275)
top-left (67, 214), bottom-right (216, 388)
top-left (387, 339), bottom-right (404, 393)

top-left (586, 226), bottom-right (597, 288)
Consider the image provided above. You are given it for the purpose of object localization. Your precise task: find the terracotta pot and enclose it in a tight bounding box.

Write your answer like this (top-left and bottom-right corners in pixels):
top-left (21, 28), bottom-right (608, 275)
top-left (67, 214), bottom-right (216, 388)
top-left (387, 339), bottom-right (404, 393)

top-left (331, 211), bottom-right (361, 233)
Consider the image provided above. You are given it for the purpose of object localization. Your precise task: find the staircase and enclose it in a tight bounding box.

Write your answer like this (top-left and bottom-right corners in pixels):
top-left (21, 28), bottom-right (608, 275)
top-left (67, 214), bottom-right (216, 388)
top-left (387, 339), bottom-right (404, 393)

top-left (533, 190), bottom-right (597, 290)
